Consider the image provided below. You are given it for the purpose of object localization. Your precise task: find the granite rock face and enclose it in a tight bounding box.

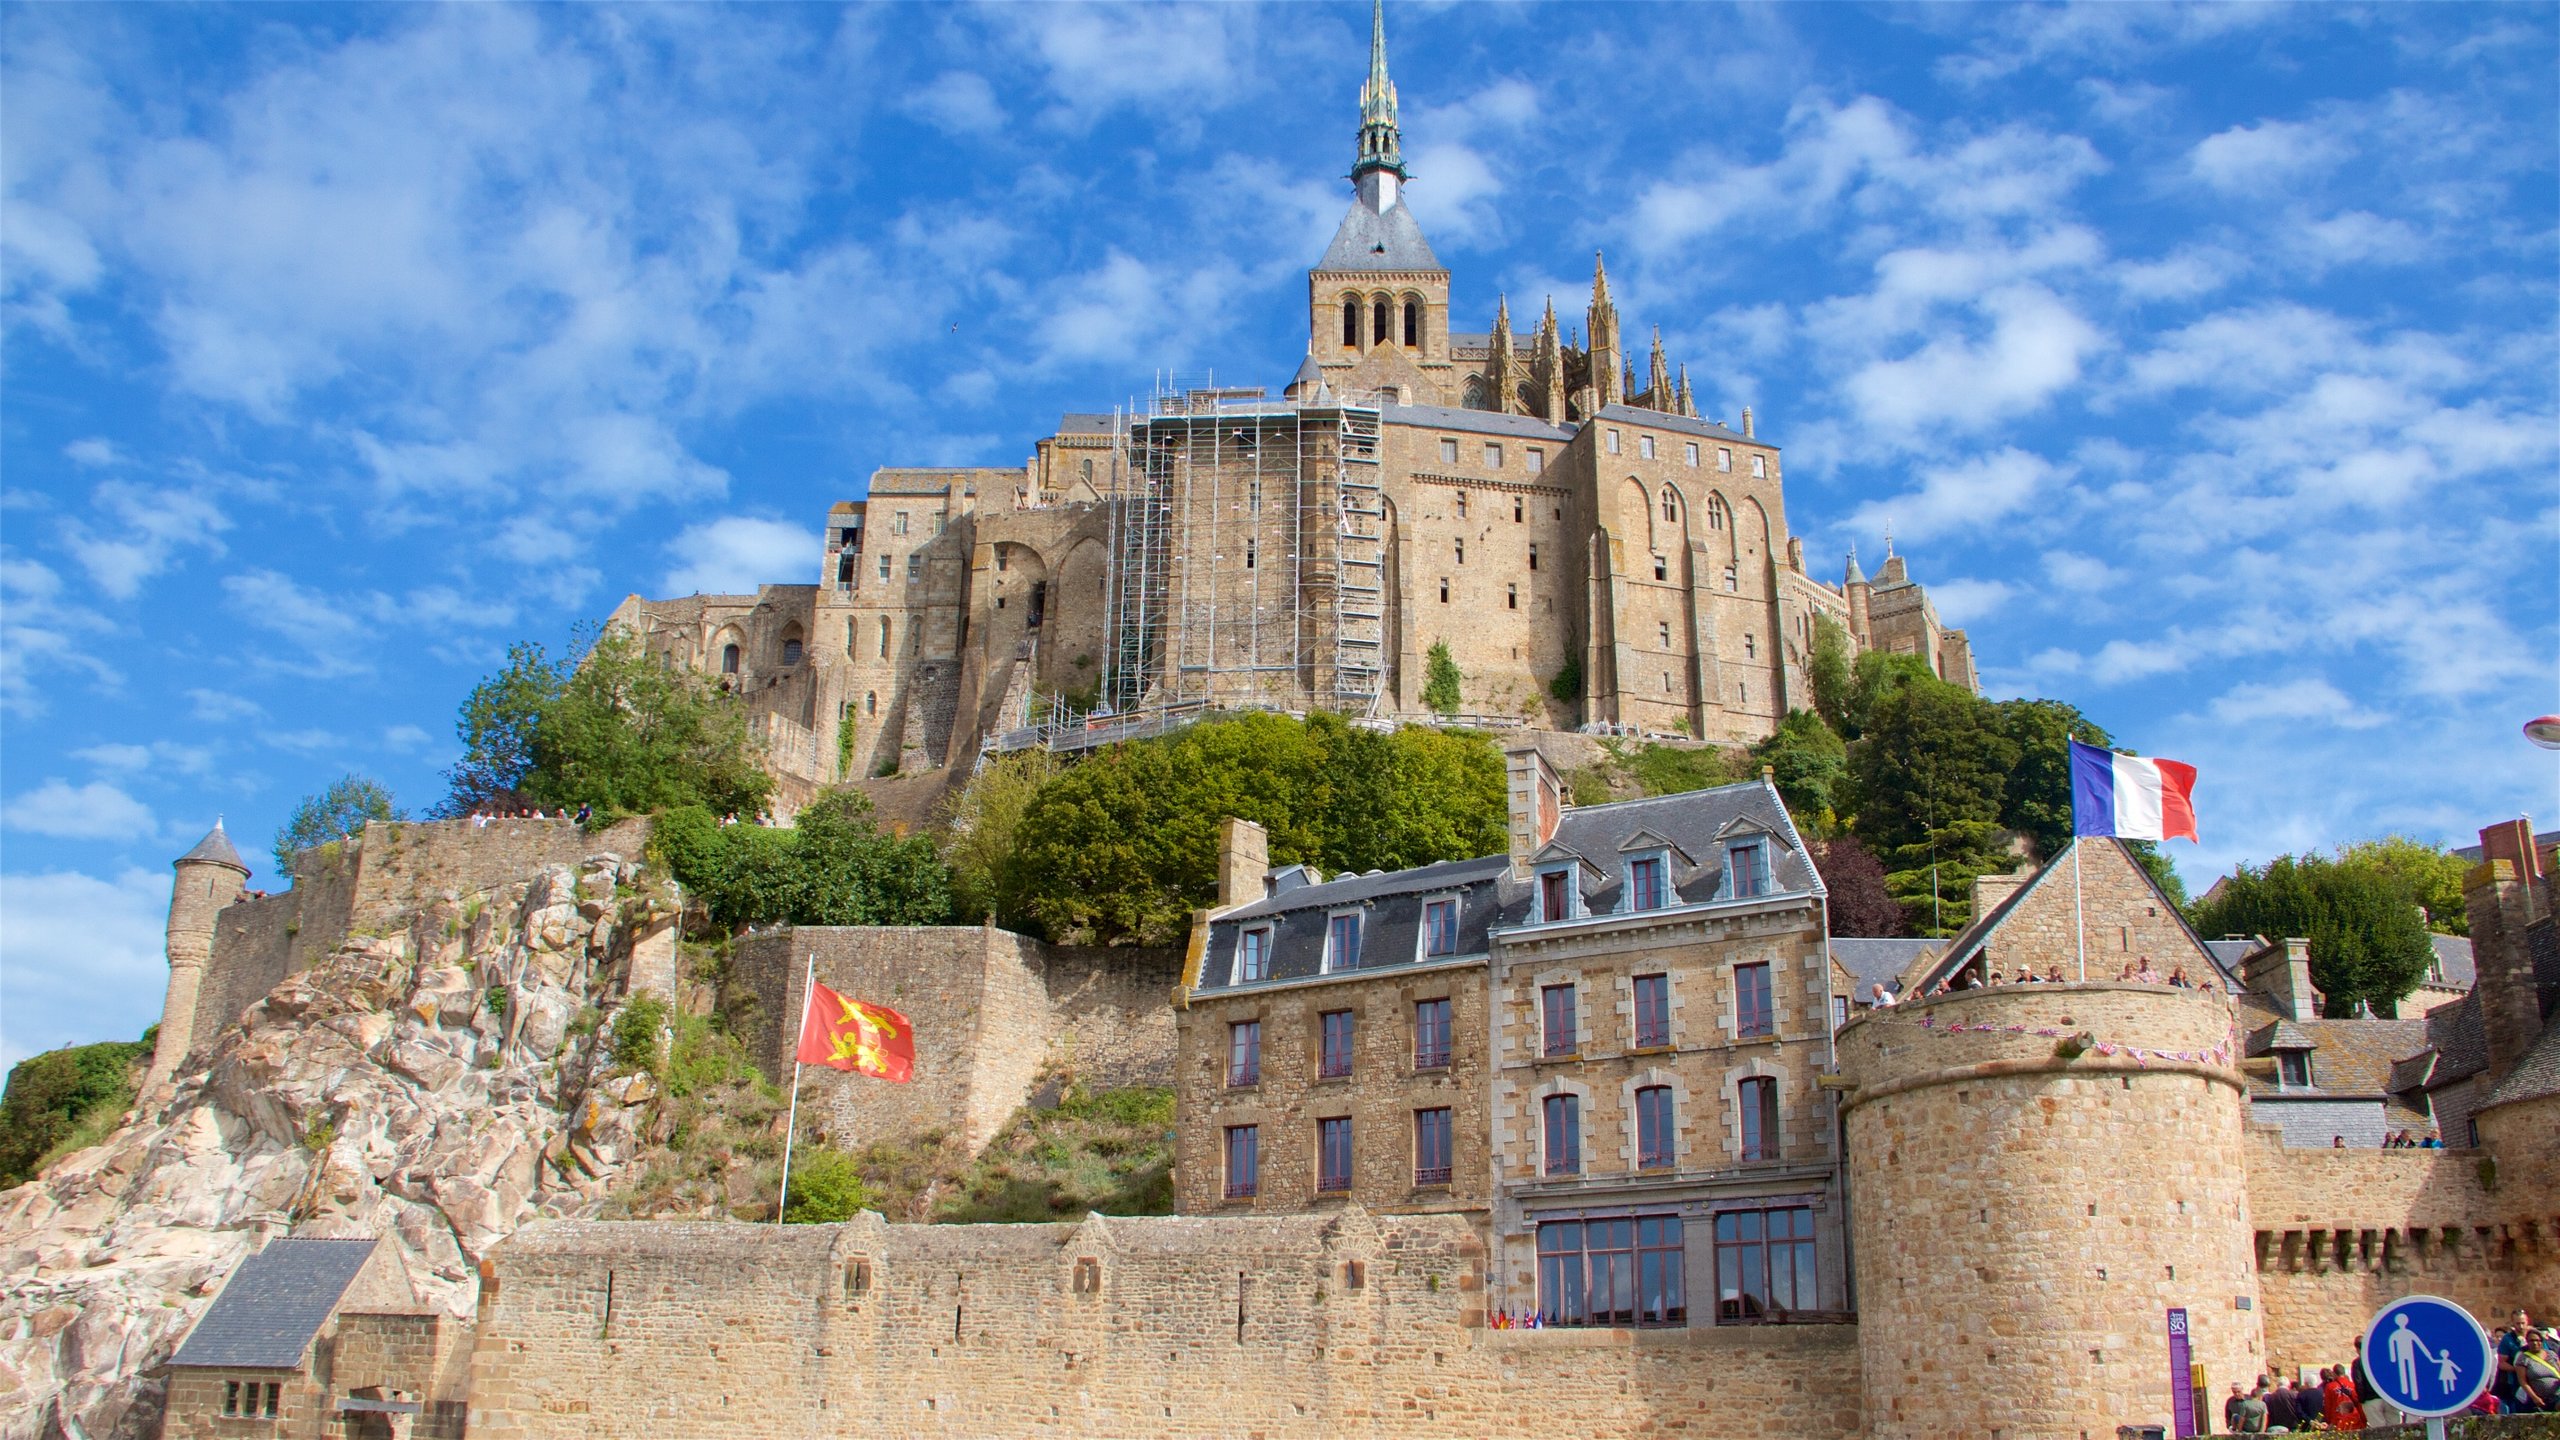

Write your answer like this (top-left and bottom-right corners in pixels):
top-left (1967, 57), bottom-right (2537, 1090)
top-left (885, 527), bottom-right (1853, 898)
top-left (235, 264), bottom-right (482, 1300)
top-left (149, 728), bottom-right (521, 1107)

top-left (0, 855), bottom-right (676, 1440)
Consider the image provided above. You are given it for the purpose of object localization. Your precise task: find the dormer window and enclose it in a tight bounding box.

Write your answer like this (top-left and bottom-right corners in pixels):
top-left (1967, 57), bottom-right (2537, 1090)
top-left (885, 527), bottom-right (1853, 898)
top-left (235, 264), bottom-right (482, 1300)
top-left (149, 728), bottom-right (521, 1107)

top-left (1727, 840), bottom-right (1769, 899)
top-left (2278, 1051), bottom-right (2312, 1089)
top-left (1423, 898), bottom-right (1459, 957)
top-left (1326, 912), bottom-right (1362, 972)
top-left (1235, 926), bottom-right (1271, 984)
top-left (1626, 856), bottom-right (1667, 912)
top-left (1538, 869), bottom-right (1576, 923)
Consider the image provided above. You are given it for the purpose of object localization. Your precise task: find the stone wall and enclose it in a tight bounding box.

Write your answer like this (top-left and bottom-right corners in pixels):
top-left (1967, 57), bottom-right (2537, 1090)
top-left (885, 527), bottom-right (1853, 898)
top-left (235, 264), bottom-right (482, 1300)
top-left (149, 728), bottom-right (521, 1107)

top-left (192, 890), bottom-right (302, 1062)
top-left (734, 926), bottom-right (1179, 1154)
top-left (331, 1312), bottom-right (469, 1439)
top-left (465, 1212), bottom-right (1864, 1439)
top-left (1978, 838), bottom-right (2206, 978)
top-left (1837, 984), bottom-right (2261, 1440)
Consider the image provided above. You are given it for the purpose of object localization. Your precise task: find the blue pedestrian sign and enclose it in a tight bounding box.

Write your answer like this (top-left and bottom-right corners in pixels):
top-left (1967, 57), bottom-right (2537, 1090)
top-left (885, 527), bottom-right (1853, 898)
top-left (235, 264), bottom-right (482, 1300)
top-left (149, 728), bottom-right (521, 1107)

top-left (2362, 1294), bottom-right (2492, 1419)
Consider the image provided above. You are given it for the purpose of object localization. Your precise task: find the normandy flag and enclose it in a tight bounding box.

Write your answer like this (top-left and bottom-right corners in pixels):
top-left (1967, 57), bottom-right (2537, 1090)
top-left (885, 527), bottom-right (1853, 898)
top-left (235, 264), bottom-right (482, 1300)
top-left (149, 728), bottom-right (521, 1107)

top-left (2068, 738), bottom-right (2200, 842)
top-left (794, 980), bottom-right (915, 1082)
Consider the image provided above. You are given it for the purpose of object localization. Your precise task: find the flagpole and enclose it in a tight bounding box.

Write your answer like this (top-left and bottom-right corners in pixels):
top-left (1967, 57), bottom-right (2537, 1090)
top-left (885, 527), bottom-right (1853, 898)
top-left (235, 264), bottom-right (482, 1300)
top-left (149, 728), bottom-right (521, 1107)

top-left (775, 950), bottom-right (813, 1226)
top-left (2073, 837), bottom-right (2087, 983)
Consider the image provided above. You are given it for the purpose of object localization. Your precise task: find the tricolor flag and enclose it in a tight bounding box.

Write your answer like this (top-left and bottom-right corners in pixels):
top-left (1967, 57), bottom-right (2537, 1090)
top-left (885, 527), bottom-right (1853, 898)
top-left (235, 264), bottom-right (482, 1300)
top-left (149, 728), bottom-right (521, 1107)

top-left (2068, 738), bottom-right (2199, 842)
top-left (794, 980), bottom-right (915, 1082)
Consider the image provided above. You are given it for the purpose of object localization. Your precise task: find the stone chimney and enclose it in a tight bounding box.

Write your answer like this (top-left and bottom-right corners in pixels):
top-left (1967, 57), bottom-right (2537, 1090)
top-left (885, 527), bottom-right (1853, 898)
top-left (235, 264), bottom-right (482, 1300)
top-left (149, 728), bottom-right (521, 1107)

top-left (1971, 867), bottom-right (2028, 920)
top-left (1741, 406), bottom-right (1755, 439)
top-left (1505, 744), bottom-right (1564, 882)
top-left (2238, 937), bottom-right (2320, 1021)
top-left (2463, 817), bottom-right (2552, 1084)
top-left (1217, 818), bottom-right (1269, 909)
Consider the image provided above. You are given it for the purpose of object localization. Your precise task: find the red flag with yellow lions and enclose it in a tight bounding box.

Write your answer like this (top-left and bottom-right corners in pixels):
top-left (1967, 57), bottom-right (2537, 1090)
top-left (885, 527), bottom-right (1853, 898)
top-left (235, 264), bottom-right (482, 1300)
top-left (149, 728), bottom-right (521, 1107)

top-left (794, 980), bottom-right (914, 1082)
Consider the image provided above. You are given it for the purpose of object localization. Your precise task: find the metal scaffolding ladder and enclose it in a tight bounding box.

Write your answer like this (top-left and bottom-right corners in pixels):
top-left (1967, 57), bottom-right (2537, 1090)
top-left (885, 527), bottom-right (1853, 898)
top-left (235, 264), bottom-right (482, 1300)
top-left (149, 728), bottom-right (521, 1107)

top-left (1333, 407), bottom-right (1385, 713)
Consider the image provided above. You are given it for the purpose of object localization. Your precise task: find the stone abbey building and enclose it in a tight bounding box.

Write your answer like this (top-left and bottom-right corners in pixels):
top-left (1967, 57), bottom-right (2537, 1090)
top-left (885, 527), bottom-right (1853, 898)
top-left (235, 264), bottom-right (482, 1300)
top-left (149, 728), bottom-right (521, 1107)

top-left (608, 5), bottom-right (1975, 808)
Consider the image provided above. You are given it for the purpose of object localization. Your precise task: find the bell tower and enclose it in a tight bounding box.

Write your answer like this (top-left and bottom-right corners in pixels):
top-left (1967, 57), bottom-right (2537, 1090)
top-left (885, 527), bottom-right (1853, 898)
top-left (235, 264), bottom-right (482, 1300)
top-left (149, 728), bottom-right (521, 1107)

top-left (1308, 1), bottom-right (1453, 405)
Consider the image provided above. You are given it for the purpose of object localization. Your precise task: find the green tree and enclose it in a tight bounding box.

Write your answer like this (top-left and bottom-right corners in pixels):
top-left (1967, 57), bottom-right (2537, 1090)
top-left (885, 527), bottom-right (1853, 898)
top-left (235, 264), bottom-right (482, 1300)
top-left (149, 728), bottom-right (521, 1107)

top-left (275, 775), bottom-right (404, 876)
top-left (652, 791), bottom-right (953, 931)
top-left (438, 641), bottom-right (572, 816)
top-left (1422, 640), bottom-right (1463, 716)
top-left (526, 629), bottom-right (773, 821)
top-left (1845, 679), bottom-right (2019, 936)
top-left (1992, 698), bottom-right (2112, 860)
top-left (1842, 649), bottom-right (1940, 740)
top-left (2189, 855), bottom-right (2433, 1016)
top-left (1806, 614), bottom-right (1854, 736)
top-left (938, 750), bottom-right (1059, 922)
top-left (1752, 710), bottom-right (1848, 834)
top-left (2336, 836), bottom-right (2470, 936)
top-left (0, 1034), bottom-right (152, 1188)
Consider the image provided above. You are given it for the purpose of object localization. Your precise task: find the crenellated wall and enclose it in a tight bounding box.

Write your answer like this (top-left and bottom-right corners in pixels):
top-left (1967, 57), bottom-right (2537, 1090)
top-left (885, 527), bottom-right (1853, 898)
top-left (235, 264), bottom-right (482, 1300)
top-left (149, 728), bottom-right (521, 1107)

top-left (465, 1213), bottom-right (1864, 1440)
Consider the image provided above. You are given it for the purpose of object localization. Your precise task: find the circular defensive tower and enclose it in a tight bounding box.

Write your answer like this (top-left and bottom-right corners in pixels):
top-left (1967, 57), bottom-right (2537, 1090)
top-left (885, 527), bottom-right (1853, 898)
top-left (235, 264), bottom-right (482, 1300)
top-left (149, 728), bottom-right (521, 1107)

top-left (1835, 983), bottom-right (2263, 1440)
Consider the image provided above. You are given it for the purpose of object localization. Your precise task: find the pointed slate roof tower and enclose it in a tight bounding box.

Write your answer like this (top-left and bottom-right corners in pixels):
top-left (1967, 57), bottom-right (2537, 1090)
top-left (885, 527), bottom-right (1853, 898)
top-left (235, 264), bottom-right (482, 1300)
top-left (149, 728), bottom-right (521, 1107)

top-left (1309, 1), bottom-right (1452, 402)
top-left (178, 817), bottom-right (250, 873)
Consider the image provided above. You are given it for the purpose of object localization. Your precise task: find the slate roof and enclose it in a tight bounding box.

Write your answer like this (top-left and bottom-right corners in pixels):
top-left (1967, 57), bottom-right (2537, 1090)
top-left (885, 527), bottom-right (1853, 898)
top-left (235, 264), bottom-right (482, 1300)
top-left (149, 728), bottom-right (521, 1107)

top-left (1197, 780), bottom-right (1816, 994)
top-left (1831, 937), bottom-right (1940, 1001)
top-left (2422, 991), bottom-right (2489, 1086)
top-left (2426, 933), bottom-right (2475, 988)
top-left (1056, 413), bottom-right (1118, 437)
top-left (179, 820), bottom-right (249, 873)
top-left (2482, 1016), bottom-right (2560, 1108)
top-left (2248, 1020), bottom-right (2318, 1055)
top-left (2234, 1001), bottom-right (2433, 1125)
top-left (169, 1238), bottom-right (381, 1369)
top-left (1316, 197), bottom-right (1443, 273)
top-left (2203, 938), bottom-right (2260, 975)
top-left (1590, 403), bottom-right (1754, 446)
top-left (1381, 402), bottom-right (1575, 444)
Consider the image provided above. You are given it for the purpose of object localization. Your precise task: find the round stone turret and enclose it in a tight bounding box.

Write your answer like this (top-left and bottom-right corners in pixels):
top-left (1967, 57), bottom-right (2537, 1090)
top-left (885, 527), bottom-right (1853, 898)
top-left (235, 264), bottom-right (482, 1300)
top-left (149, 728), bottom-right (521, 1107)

top-left (146, 819), bottom-right (251, 1090)
top-left (1835, 983), bottom-right (2262, 1440)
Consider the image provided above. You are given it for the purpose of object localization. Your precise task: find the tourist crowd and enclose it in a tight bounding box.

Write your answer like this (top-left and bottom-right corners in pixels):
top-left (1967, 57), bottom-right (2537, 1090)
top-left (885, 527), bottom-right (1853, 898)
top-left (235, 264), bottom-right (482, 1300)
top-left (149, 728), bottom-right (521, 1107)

top-left (2218, 1309), bottom-right (2559, 1431)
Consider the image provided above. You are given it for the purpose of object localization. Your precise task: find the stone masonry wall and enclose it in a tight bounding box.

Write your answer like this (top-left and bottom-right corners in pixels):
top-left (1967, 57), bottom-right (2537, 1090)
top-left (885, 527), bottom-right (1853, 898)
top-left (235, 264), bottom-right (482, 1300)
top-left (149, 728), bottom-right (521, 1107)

top-left (1979, 838), bottom-right (2207, 979)
top-left (734, 927), bottom-right (1179, 1154)
top-left (465, 1212), bottom-right (1864, 1439)
top-left (1837, 984), bottom-right (2260, 1440)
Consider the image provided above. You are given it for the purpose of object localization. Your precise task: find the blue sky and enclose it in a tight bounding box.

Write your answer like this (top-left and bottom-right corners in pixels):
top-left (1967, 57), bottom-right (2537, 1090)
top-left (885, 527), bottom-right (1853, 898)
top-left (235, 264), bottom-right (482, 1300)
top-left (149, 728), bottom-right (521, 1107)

top-left (3, 2), bottom-right (2554, 1065)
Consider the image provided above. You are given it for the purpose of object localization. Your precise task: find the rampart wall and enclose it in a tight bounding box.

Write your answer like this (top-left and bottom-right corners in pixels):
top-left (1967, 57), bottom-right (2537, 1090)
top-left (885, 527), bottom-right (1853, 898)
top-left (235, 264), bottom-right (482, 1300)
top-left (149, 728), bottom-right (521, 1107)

top-left (465, 1213), bottom-right (1863, 1439)
top-left (189, 819), bottom-right (654, 1064)
top-left (734, 927), bottom-right (1179, 1153)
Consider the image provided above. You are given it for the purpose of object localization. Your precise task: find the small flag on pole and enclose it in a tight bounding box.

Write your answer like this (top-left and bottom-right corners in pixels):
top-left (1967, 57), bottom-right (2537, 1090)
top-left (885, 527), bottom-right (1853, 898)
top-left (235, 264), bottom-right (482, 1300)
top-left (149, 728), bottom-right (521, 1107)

top-left (795, 980), bottom-right (915, 1082)
top-left (2068, 739), bottom-right (2199, 842)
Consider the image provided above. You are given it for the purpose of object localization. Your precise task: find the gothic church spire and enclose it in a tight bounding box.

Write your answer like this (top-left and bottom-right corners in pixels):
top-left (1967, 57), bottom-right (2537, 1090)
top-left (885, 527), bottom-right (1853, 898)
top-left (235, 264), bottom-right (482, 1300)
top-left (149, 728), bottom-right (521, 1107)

top-left (1354, 0), bottom-right (1406, 184)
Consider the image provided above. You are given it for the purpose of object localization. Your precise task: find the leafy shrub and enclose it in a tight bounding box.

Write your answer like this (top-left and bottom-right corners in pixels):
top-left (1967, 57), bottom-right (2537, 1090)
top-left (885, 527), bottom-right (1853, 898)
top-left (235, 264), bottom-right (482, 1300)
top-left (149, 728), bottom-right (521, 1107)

top-left (1422, 641), bottom-right (1462, 715)
top-left (652, 789), bottom-right (953, 931)
top-left (781, 1146), bottom-right (873, 1223)
top-left (0, 1036), bottom-right (151, 1187)
top-left (612, 994), bottom-right (670, 1073)
top-left (276, 775), bottom-right (404, 877)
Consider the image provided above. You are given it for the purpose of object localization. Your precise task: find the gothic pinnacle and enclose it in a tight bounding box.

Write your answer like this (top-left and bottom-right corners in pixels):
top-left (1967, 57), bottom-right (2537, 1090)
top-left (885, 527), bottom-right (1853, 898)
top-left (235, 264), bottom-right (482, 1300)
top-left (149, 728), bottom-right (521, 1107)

top-left (1353, 0), bottom-right (1406, 181)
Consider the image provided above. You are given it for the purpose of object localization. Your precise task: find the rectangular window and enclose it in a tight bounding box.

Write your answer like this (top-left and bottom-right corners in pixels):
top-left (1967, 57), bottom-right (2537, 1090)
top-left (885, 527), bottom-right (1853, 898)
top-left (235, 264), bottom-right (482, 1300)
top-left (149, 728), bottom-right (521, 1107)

top-left (1539, 1216), bottom-right (1684, 1327)
top-left (1440, 438), bottom-right (1460, 464)
top-left (2278, 1052), bottom-right (2311, 1088)
top-left (265, 1383), bottom-right (281, 1418)
top-left (1455, 538), bottom-right (1465, 564)
top-left (1605, 429), bottom-right (1621, 454)
top-left (1636, 1085), bottom-right (1676, 1169)
top-left (1527, 542), bottom-right (1539, 571)
top-left (1507, 583), bottom-right (1518, 609)
top-left (894, 511), bottom-right (910, 536)
top-left (1685, 442), bottom-right (1700, 466)
top-left (1543, 1092), bottom-right (1581, 1175)
top-left (1236, 927), bottom-right (1270, 983)
top-left (1739, 1075), bottom-right (1779, 1160)
top-left (1456, 491), bottom-right (1468, 518)
top-left (1320, 1010), bottom-right (1355, 1079)
top-left (1224, 1125), bottom-right (1259, 1199)
top-left (1422, 899), bottom-right (1459, 956)
top-left (1539, 869), bottom-right (1572, 922)
top-left (1542, 983), bottom-right (1578, 1057)
top-left (1729, 840), bottom-right (1768, 898)
top-left (1752, 454), bottom-right (1767, 477)
top-left (1639, 434), bottom-right (1656, 459)
top-left (1735, 963), bottom-right (1774, 1039)
top-left (1484, 442), bottom-right (1503, 467)
top-left (1633, 974), bottom-right (1671, 1048)
top-left (1326, 912), bottom-right (1361, 972)
top-left (224, 1382), bottom-right (241, 1417)
top-left (1413, 997), bottom-right (1452, 1069)
top-left (1228, 1020), bottom-right (1261, 1086)
top-left (1414, 1107), bottom-right (1453, 1186)
top-left (1317, 1116), bottom-right (1354, 1192)
top-left (1832, 995), bottom-right (1850, 1032)
top-left (906, 554), bottom-right (922, 583)
top-left (1717, 446), bottom-right (1733, 472)
top-left (1528, 449), bottom-right (1545, 474)
top-left (1627, 857), bottom-right (1666, 912)
top-left (1714, 1206), bottom-right (1815, 1322)
top-left (876, 554), bottom-right (891, 583)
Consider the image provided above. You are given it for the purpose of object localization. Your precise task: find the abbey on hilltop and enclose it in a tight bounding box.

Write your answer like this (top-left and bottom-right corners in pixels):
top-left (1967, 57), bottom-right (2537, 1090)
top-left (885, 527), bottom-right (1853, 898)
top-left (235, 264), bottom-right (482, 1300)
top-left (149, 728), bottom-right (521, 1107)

top-left (608, 2), bottom-right (1976, 811)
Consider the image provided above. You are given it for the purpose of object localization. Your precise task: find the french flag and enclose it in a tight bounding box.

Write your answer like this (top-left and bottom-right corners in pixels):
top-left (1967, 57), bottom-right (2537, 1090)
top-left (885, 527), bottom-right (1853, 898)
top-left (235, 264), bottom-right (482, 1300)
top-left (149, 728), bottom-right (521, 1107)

top-left (2069, 739), bottom-right (2199, 842)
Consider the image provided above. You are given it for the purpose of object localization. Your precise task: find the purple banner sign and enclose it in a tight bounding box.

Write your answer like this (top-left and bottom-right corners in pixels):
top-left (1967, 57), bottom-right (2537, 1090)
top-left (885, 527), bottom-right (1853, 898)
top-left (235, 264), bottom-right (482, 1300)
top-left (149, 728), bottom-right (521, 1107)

top-left (2167, 1307), bottom-right (2197, 1438)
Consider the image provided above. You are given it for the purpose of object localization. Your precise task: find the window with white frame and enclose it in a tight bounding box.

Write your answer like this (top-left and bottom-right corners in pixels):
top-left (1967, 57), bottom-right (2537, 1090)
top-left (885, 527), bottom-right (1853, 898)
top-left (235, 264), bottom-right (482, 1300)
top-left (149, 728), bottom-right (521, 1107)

top-left (1441, 438), bottom-right (1460, 464)
top-left (1235, 926), bottom-right (1271, 983)
top-left (1606, 429), bottom-right (1622, 455)
top-left (1423, 898), bottom-right (1460, 956)
top-left (1639, 434), bottom-right (1656, 459)
top-left (1751, 454), bottom-right (1766, 477)
top-left (1325, 912), bottom-right (1362, 972)
top-left (1484, 442), bottom-right (1503, 468)
top-left (1685, 442), bottom-right (1699, 466)
top-left (1717, 446), bottom-right (1732, 472)
top-left (1528, 449), bottom-right (1545, 474)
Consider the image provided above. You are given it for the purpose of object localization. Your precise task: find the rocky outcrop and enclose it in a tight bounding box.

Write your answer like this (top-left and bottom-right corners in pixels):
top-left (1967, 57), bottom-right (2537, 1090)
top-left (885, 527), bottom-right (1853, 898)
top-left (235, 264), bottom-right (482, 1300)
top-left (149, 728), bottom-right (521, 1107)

top-left (0, 850), bottom-right (677, 1440)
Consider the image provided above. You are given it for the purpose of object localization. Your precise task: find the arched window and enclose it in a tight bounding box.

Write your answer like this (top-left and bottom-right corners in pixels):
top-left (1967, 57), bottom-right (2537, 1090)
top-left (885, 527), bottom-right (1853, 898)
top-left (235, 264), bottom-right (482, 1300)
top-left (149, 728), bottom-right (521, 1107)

top-left (1342, 298), bottom-right (1360, 347)
top-left (1079, 458), bottom-right (1093, 484)
top-left (1708, 496), bottom-right (1729, 530)
top-left (1403, 300), bottom-right (1421, 348)
top-left (782, 637), bottom-right (804, 666)
top-left (878, 619), bottom-right (892, 658)
top-left (1373, 299), bottom-right (1391, 345)
top-left (1661, 486), bottom-right (1679, 522)
top-left (864, 691), bottom-right (877, 715)
top-left (720, 644), bottom-right (740, 674)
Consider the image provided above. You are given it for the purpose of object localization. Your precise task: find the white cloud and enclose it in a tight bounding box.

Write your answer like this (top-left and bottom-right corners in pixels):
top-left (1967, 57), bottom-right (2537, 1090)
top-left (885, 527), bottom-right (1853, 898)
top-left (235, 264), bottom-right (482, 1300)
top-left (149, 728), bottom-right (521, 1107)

top-left (63, 437), bottom-right (123, 467)
top-left (61, 479), bottom-right (232, 600)
top-left (0, 868), bottom-right (172, 1067)
top-left (187, 688), bottom-right (266, 723)
top-left (2, 778), bottom-right (157, 840)
top-left (222, 568), bottom-right (372, 675)
top-left (1006, 4), bottom-right (1249, 122)
top-left (2208, 677), bottom-right (2390, 730)
top-left (72, 740), bottom-right (215, 776)
top-left (2041, 551), bottom-right (2124, 593)
top-left (661, 516), bottom-right (819, 596)
top-left (1839, 285), bottom-right (2102, 436)
top-left (907, 71), bottom-right (1004, 135)
top-left (1843, 448), bottom-right (2063, 544)
top-left (1921, 577), bottom-right (2018, 627)
top-left (0, 552), bottom-right (115, 716)
top-left (382, 724), bottom-right (433, 752)
top-left (267, 728), bottom-right (345, 754)
top-left (2189, 119), bottom-right (2352, 194)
